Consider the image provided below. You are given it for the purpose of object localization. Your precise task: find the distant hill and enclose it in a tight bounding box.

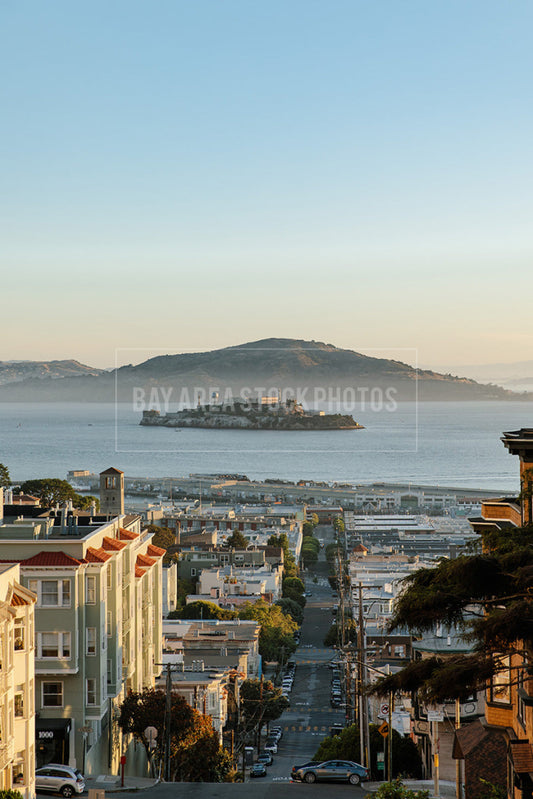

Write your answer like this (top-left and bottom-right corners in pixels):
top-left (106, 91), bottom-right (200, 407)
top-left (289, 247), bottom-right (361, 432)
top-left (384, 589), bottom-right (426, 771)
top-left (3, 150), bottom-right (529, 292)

top-left (423, 359), bottom-right (533, 392)
top-left (0, 359), bottom-right (106, 386)
top-left (0, 339), bottom-right (528, 402)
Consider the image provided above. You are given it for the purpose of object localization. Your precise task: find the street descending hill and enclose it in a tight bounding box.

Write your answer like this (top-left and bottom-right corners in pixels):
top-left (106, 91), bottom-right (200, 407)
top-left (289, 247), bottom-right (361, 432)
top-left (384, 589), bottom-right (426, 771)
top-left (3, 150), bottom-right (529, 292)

top-left (0, 339), bottom-right (527, 401)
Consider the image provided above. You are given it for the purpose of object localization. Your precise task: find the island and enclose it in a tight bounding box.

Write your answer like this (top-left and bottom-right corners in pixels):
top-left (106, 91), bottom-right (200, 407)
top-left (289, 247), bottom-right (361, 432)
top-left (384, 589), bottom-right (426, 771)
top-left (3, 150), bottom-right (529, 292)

top-left (140, 396), bottom-right (363, 430)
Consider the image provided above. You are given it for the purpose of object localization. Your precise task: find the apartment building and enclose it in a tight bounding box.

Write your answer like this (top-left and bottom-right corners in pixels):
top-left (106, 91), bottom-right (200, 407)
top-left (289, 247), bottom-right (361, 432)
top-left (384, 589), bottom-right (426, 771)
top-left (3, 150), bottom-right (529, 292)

top-left (0, 562), bottom-right (37, 799)
top-left (0, 476), bottom-right (164, 778)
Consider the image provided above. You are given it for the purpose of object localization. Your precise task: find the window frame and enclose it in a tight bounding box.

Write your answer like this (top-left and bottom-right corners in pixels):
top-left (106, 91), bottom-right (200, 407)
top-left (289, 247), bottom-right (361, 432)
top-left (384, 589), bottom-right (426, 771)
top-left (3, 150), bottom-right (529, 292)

top-left (42, 682), bottom-right (64, 708)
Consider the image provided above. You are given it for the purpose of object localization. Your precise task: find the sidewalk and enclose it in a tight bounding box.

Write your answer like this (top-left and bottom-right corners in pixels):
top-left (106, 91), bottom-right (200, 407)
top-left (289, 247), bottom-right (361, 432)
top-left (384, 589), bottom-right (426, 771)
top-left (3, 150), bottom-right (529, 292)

top-left (85, 775), bottom-right (160, 793)
top-left (364, 780), bottom-right (457, 798)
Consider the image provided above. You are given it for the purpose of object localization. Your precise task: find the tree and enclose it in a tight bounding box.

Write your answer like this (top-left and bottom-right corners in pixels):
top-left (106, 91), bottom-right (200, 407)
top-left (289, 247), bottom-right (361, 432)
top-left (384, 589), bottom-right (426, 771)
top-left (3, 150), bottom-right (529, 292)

top-left (313, 723), bottom-right (423, 779)
top-left (225, 530), bottom-right (249, 549)
top-left (118, 688), bottom-right (231, 782)
top-left (282, 577), bottom-right (306, 606)
top-left (310, 513), bottom-right (319, 526)
top-left (19, 478), bottom-right (99, 511)
top-left (146, 525), bottom-right (176, 551)
top-left (240, 678), bottom-right (289, 747)
top-left (323, 619), bottom-right (357, 647)
top-left (302, 521), bottom-right (316, 537)
top-left (372, 525), bottom-right (533, 703)
top-left (0, 463), bottom-right (10, 488)
top-left (238, 600), bottom-right (297, 662)
top-left (267, 533), bottom-right (297, 578)
top-left (333, 517), bottom-right (345, 533)
top-left (75, 494), bottom-right (100, 512)
top-left (169, 601), bottom-right (236, 620)
top-left (275, 597), bottom-right (304, 625)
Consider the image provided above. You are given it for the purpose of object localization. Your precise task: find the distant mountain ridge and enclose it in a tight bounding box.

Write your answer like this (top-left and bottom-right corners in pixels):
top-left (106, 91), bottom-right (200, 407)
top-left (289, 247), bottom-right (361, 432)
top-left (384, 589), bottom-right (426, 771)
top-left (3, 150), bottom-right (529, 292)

top-left (0, 339), bottom-right (529, 402)
top-left (0, 359), bottom-right (106, 386)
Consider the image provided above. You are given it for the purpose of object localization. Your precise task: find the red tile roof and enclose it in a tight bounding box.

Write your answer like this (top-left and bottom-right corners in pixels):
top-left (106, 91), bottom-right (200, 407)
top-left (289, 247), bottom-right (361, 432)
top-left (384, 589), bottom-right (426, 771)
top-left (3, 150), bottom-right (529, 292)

top-left (85, 547), bottom-right (112, 563)
top-left (147, 544), bottom-right (166, 558)
top-left (101, 467), bottom-right (124, 474)
top-left (21, 552), bottom-right (82, 567)
top-left (119, 528), bottom-right (139, 540)
top-left (135, 566), bottom-right (146, 578)
top-left (102, 536), bottom-right (127, 551)
top-left (136, 553), bottom-right (156, 568)
top-left (11, 591), bottom-right (31, 606)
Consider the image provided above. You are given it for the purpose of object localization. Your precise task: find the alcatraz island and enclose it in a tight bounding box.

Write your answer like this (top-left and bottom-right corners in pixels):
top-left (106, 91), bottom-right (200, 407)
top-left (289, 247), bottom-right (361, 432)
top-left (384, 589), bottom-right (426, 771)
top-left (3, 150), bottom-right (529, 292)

top-left (140, 394), bottom-right (363, 430)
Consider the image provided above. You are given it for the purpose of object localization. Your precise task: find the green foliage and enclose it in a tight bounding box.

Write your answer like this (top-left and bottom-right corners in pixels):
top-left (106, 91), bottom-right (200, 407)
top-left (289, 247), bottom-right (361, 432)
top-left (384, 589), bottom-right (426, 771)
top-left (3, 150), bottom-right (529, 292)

top-left (19, 477), bottom-right (98, 510)
top-left (314, 725), bottom-right (422, 780)
top-left (225, 530), bottom-right (249, 549)
top-left (267, 533), bottom-right (297, 578)
top-left (282, 576), bottom-right (306, 606)
top-left (478, 778), bottom-right (506, 799)
top-left (239, 599), bottom-right (297, 662)
top-left (275, 597), bottom-right (304, 625)
top-left (240, 678), bottom-right (289, 731)
top-left (169, 601), bottom-right (236, 620)
top-left (0, 463), bottom-right (11, 488)
top-left (75, 494), bottom-right (100, 511)
top-left (333, 517), bottom-right (345, 533)
top-left (380, 525), bottom-right (533, 701)
top-left (373, 780), bottom-right (430, 799)
top-left (310, 513), bottom-right (319, 526)
top-left (118, 689), bottom-right (230, 782)
top-left (147, 525), bottom-right (176, 551)
top-left (324, 619), bottom-right (357, 647)
top-left (0, 791), bottom-right (24, 799)
top-left (302, 521), bottom-right (316, 536)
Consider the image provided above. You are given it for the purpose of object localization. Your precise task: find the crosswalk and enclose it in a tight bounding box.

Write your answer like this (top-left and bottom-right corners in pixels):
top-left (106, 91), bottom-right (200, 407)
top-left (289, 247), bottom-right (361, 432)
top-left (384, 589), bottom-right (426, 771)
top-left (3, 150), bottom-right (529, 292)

top-left (283, 724), bottom-right (334, 732)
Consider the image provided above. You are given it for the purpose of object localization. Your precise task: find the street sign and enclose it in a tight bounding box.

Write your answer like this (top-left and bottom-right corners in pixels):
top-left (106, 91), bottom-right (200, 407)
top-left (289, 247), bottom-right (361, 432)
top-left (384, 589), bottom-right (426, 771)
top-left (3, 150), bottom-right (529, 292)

top-left (378, 703), bottom-right (389, 718)
top-left (378, 722), bottom-right (389, 738)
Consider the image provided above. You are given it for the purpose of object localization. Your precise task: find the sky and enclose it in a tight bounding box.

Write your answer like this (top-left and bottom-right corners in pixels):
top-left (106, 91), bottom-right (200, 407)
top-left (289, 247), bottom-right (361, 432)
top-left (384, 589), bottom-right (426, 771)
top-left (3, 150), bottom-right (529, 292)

top-left (2, 0), bottom-right (533, 369)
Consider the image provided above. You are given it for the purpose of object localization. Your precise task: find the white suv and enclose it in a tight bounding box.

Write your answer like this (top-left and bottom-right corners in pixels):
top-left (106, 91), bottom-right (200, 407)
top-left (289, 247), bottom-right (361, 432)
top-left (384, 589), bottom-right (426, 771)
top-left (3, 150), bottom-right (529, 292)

top-left (35, 765), bottom-right (85, 797)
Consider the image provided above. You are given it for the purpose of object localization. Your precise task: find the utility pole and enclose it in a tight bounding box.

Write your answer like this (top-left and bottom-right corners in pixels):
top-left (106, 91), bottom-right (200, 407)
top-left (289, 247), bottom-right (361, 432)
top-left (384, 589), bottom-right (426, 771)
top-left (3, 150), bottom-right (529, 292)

top-left (388, 690), bottom-right (393, 781)
top-left (164, 663), bottom-right (172, 782)
top-left (455, 699), bottom-right (462, 799)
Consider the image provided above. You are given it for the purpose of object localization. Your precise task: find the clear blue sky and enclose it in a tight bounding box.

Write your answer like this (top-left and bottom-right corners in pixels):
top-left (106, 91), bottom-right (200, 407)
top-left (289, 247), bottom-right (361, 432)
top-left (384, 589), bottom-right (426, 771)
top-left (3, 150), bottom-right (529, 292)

top-left (2, 0), bottom-right (532, 367)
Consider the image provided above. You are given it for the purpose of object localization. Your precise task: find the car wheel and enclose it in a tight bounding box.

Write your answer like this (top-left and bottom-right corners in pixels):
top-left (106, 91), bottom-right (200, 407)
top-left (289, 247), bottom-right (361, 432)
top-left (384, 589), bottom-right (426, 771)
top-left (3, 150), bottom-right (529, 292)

top-left (349, 774), bottom-right (361, 785)
top-left (304, 773), bottom-right (316, 784)
top-left (61, 787), bottom-right (74, 798)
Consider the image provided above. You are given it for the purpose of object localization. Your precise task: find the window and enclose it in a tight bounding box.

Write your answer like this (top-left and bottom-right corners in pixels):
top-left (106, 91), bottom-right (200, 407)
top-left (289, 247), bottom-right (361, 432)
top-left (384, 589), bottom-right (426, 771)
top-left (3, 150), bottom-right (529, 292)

top-left (190, 568), bottom-right (196, 577)
top-left (86, 678), bottom-right (96, 705)
top-left (42, 682), bottom-right (63, 707)
top-left (107, 659), bottom-right (112, 685)
top-left (14, 620), bottom-right (25, 651)
top-left (31, 579), bottom-right (71, 608)
top-left (107, 611), bottom-right (112, 637)
top-left (86, 628), bottom-right (97, 656)
top-left (106, 567), bottom-right (112, 590)
top-left (489, 656), bottom-right (512, 704)
top-left (38, 632), bottom-right (71, 659)
top-left (14, 693), bottom-right (24, 717)
top-left (86, 575), bottom-right (96, 604)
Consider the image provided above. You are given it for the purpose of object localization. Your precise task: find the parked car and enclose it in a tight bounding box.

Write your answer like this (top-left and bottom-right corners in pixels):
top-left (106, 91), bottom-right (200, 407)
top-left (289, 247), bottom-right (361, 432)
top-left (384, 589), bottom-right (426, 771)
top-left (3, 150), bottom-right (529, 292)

top-left (35, 765), bottom-right (85, 797)
top-left (264, 741), bottom-right (278, 754)
top-left (291, 761), bottom-right (320, 780)
top-left (292, 759), bottom-right (369, 785)
top-left (258, 752), bottom-right (273, 766)
top-left (250, 763), bottom-right (267, 778)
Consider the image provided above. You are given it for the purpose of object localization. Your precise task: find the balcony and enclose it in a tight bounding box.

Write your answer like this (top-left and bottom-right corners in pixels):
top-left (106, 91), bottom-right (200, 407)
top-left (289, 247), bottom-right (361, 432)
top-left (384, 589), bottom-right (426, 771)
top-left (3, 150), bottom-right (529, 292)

top-left (481, 498), bottom-right (521, 526)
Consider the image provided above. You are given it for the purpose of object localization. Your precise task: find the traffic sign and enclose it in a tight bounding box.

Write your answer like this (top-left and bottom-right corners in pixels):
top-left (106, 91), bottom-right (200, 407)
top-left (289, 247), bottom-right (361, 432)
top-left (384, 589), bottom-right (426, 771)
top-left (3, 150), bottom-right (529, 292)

top-left (378, 722), bottom-right (389, 738)
top-left (378, 703), bottom-right (389, 718)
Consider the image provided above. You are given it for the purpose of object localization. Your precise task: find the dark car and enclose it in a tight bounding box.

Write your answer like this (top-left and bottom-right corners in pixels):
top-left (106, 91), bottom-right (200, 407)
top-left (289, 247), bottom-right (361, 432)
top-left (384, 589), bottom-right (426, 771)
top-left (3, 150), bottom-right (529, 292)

top-left (291, 761), bottom-right (320, 780)
top-left (250, 763), bottom-right (267, 778)
top-left (258, 753), bottom-right (273, 766)
top-left (292, 759), bottom-right (368, 785)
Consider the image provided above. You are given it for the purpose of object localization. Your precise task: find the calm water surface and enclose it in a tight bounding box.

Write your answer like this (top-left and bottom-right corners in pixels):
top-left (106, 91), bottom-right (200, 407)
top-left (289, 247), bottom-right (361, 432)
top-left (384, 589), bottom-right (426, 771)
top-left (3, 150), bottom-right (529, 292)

top-left (0, 401), bottom-right (532, 490)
